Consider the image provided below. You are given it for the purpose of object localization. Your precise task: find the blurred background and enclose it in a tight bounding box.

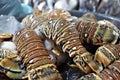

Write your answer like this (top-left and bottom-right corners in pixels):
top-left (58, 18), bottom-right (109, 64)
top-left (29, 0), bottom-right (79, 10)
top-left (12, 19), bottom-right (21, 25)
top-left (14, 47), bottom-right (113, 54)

top-left (1, 0), bottom-right (120, 43)
top-left (20, 0), bottom-right (120, 18)
top-left (0, 0), bottom-right (120, 21)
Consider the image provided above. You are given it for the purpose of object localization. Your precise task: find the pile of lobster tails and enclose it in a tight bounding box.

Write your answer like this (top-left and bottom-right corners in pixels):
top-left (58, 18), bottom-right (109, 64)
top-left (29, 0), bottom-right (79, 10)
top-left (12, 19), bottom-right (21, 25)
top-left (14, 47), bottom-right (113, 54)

top-left (0, 9), bottom-right (119, 80)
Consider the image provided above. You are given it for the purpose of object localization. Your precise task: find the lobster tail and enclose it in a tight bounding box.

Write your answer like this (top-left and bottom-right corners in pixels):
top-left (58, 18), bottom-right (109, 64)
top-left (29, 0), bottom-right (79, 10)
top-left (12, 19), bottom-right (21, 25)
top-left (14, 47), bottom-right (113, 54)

top-left (95, 44), bottom-right (120, 67)
top-left (39, 18), bottom-right (103, 73)
top-left (13, 28), bottom-right (62, 80)
top-left (79, 59), bottom-right (120, 80)
top-left (76, 18), bottom-right (119, 45)
top-left (76, 20), bottom-right (97, 44)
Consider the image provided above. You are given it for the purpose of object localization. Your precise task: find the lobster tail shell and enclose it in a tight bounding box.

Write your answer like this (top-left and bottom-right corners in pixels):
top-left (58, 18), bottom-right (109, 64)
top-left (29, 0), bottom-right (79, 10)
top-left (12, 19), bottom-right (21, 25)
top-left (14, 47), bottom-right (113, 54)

top-left (95, 44), bottom-right (120, 67)
top-left (13, 28), bottom-right (62, 80)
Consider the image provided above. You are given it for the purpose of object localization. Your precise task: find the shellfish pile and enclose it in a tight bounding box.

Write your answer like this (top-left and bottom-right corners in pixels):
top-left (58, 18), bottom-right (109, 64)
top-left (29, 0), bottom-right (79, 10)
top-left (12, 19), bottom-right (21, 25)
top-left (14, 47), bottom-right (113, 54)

top-left (0, 9), bottom-right (119, 80)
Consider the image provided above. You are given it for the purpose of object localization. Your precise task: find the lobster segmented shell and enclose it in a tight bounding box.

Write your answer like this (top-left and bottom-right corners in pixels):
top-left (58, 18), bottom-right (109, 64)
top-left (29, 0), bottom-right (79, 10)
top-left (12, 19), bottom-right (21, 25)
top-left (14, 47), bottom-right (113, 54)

top-left (0, 33), bottom-right (13, 42)
top-left (22, 11), bottom-right (103, 73)
top-left (0, 48), bottom-right (18, 61)
top-left (79, 59), bottom-right (120, 80)
top-left (0, 57), bottom-right (25, 79)
top-left (13, 28), bottom-right (62, 80)
top-left (76, 18), bottom-right (119, 45)
top-left (94, 44), bottom-right (120, 67)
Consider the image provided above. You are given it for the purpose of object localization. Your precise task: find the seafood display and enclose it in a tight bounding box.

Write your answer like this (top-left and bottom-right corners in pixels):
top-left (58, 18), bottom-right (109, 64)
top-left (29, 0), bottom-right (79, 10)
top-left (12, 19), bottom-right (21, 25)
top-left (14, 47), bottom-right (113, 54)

top-left (22, 8), bottom-right (119, 72)
top-left (0, 9), bottom-right (119, 80)
top-left (22, 9), bottom-right (103, 73)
